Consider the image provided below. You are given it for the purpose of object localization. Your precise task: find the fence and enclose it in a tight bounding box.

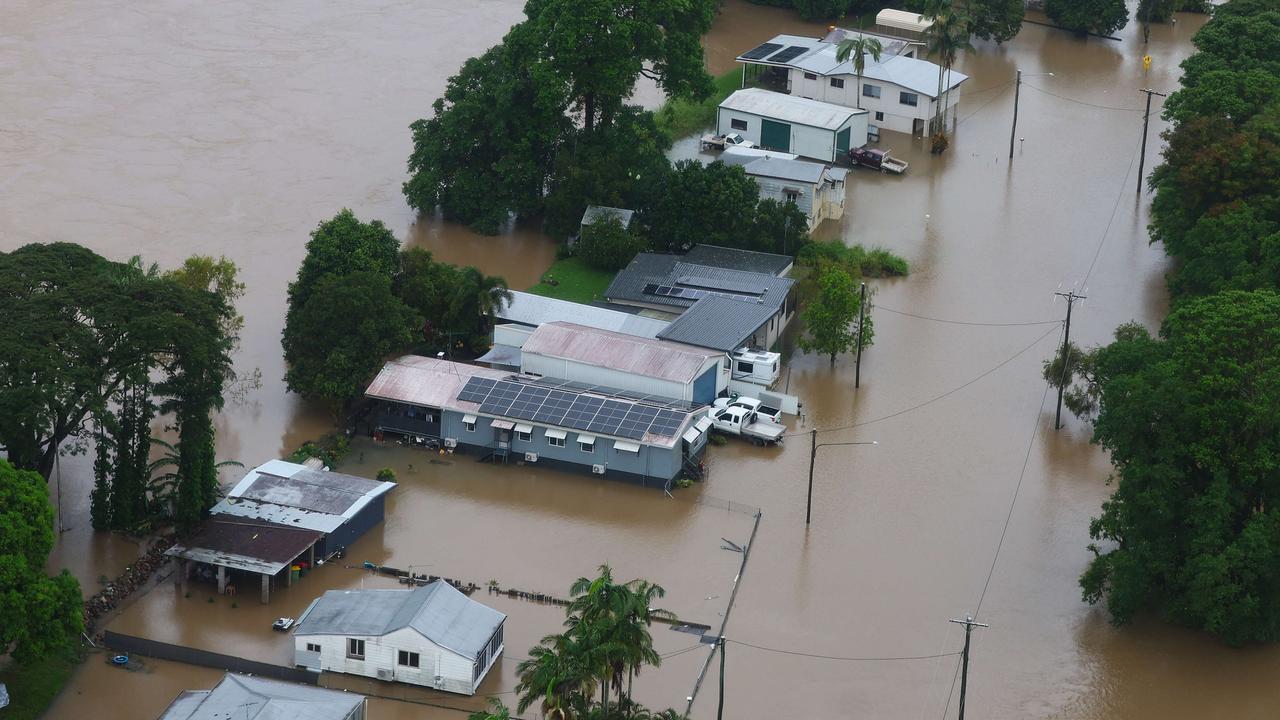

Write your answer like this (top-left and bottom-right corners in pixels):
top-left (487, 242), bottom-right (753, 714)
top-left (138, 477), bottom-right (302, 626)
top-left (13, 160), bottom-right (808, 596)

top-left (102, 631), bottom-right (318, 685)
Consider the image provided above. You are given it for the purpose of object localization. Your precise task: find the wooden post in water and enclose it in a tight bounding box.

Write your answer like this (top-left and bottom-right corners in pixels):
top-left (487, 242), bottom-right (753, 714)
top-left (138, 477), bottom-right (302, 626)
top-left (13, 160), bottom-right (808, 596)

top-left (1136, 88), bottom-right (1166, 196)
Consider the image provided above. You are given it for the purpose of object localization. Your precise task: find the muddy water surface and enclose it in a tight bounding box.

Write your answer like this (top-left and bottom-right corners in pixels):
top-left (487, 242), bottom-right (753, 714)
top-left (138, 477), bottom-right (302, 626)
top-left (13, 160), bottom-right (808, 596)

top-left (7, 0), bottom-right (1280, 718)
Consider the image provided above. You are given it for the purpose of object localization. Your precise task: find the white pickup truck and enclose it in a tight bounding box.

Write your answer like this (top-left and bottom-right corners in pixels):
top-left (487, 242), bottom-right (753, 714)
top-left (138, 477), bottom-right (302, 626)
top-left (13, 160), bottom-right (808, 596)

top-left (713, 396), bottom-right (782, 424)
top-left (710, 404), bottom-right (785, 446)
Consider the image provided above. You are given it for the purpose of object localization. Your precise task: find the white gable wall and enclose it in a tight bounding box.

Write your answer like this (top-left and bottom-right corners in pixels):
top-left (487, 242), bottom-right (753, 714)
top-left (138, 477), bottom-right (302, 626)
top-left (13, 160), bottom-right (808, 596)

top-left (789, 69), bottom-right (961, 136)
top-left (294, 628), bottom-right (478, 695)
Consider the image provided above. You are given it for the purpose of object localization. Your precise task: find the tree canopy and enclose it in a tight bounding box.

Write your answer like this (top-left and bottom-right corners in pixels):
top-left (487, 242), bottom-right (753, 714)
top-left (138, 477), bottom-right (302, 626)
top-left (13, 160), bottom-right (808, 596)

top-left (967, 0), bottom-right (1025, 43)
top-left (797, 265), bottom-right (872, 364)
top-left (1080, 291), bottom-right (1280, 644)
top-left (0, 459), bottom-right (83, 662)
top-left (576, 217), bottom-right (648, 273)
top-left (1044, 0), bottom-right (1128, 36)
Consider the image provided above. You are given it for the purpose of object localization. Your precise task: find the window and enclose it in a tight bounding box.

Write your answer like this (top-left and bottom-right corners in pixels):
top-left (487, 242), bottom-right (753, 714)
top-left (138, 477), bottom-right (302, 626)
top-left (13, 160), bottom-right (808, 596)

top-left (875, 111), bottom-right (884, 121)
top-left (516, 430), bottom-right (531, 442)
top-left (863, 84), bottom-right (881, 99)
top-left (579, 440), bottom-right (594, 454)
top-left (803, 72), bottom-right (817, 80)
top-left (730, 118), bottom-right (748, 131)
top-left (830, 77), bottom-right (845, 89)
top-left (783, 189), bottom-right (800, 203)
top-left (463, 419), bottom-right (475, 432)
top-left (548, 435), bottom-right (565, 448)
top-left (900, 92), bottom-right (918, 107)
top-left (737, 361), bottom-right (754, 374)
top-left (347, 638), bottom-right (365, 660)
top-left (306, 643), bottom-right (321, 653)
top-left (398, 650), bottom-right (420, 668)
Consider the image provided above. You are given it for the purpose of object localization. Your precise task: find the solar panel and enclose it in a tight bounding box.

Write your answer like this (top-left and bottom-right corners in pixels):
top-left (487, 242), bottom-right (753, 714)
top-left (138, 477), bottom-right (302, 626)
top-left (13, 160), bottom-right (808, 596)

top-left (765, 45), bottom-right (809, 64)
top-left (642, 283), bottom-right (660, 294)
top-left (740, 42), bottom-right (783, 61)
top-left (457, 377), bottom-right (497, 404)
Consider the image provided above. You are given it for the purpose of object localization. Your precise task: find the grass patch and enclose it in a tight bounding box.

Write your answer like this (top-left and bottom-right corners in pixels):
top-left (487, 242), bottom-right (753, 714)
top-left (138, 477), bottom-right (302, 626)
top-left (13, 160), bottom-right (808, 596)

top-left (655, 69), bottom-right (743, 140)
top-left (0, 649), bottom-right (82, 720)
top-left (799, 239), bottom-right (910, 278)
top-left (526, 257), bottom-right (616, 304)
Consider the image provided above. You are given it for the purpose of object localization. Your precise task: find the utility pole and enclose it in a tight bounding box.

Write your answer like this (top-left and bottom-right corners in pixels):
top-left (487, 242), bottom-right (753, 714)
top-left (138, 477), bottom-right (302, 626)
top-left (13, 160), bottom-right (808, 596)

top-left (947, 616), bottom-right (989, 720)
top-left (1053, 290), bottom-right (1085, 430)
top-left (1008, 69), bottom-right (1022, 159)
top-left (1136, 88), bottom-right (1167, 196)
top-left (717, 636), bottom-right (726, 720)
top-left (806, 429), bottom-right (817, 525)
top-left (854, 282), bottom-right (867, 388)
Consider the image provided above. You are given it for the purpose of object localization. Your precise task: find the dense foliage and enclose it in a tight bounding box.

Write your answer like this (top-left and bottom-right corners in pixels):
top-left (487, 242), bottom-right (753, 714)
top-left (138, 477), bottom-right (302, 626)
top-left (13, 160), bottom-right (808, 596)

top-left (797, 265), bottom-right (874, 363)
top-left (0, 459), bottom-right (84, 662)
top-left (1044, 0), bottom-right (1129, 36)
top-left (966, 0), bottom-right (1025, 43)
top-left (576, 217), bottom-right (649, 272)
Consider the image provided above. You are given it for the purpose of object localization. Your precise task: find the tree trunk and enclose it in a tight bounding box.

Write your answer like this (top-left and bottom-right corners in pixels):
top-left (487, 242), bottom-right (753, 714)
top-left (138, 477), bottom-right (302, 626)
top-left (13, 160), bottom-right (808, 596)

top-left (856, 72), bottom-right (862, 111)
top-left (585, 93), bottom-right (596, 132)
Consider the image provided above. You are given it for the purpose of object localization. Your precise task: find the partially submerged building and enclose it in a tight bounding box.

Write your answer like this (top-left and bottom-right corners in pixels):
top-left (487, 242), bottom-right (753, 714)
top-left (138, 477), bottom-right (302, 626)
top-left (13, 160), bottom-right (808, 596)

top-left (158, 673), bottom-right (365, 720)
top-left (293, 582), bottom-right (505, 695)
top-left (717, 88), bottom-right (868, 162)
top-left (721, 147), bottom-right (848, 230)
top-left (166, 516), bottom-right (324, 603)
top-left (481, 290), bottom-right (669, 370)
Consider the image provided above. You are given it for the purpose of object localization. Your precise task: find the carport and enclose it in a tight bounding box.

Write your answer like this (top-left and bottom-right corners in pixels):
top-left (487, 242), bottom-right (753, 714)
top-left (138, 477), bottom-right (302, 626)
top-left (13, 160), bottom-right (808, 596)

top-left (166, 517), bottom-right (323, 604)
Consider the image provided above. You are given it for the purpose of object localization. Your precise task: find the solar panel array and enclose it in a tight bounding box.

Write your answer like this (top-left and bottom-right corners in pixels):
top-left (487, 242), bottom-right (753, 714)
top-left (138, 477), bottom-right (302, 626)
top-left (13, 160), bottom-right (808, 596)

top-left (528, 377), bottom-right (697, 411)
top-left (766, 45), bottom-right (810, 64)
top-left (456, 377), bottom-right (690, 441)
top-left (642, 283), bottom-right (760, 303)
top-left (740, 42), bottom-right (783, 61)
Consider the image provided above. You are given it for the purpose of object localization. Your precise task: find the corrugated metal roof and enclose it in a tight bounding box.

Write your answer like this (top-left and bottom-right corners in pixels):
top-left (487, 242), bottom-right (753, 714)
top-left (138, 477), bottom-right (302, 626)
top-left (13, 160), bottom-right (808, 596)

top-left (496, 291), bottom-right (669, 337)
top-left (875, 9), bottom-right (933, 33)
top-left (226, 461), bottom-right (391, 516)
top-left (164, 517), bottom-right (322, 575)
top-left (657, 295), bottom-right (780, 352)
top-left (365, 356), bottom-right (509, 410)
top-left (158, 673), bottom-right (364, 720)
top-left (743, 157), bottom-right (826, 184)
top-left (788, 43), bottom-right (967, 98)
top-left (606, 253), bottom-right (794, 313)
top-left (821, 27), bottom-right (913, 53)
top-left (581, 205), bottom-right (635, 228)
top-left (522, 322), bottom-right (719, 384)
top-left (294, 582), bottom-right (505, 660)
top-left (682, 245), bottom-right (794, 276)
top-left (719, 88), bottom-right (864, 131)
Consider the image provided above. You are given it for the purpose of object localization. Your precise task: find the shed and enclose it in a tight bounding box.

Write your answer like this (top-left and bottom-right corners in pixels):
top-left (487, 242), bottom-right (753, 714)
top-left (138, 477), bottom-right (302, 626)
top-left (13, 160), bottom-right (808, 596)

top-left (719, 154), bottom-right (847, 230)
top-left (580, 205), bottom-right (635, 230)
top-left (211, 460), bottom-right (395, 559)
top-left (874, 9), bottom-right (933, 39)
top-left (165, 517), bottom-right (323, 603)
top-left (366, 356), bottom-right (509, 440)
top-left (157, 673), bottom-right (365, 720)
top-left (717, 88), bottom-right (868, 162)
top-left (294, 582), bottom-right (505, 696)
top-left (494, 291), bottom-right (669, 338)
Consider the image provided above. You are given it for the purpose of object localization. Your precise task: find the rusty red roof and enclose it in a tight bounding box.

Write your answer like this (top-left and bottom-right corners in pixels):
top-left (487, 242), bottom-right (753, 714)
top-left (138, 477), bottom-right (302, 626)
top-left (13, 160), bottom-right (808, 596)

top-left (364, 356), bottom-right (508, 410)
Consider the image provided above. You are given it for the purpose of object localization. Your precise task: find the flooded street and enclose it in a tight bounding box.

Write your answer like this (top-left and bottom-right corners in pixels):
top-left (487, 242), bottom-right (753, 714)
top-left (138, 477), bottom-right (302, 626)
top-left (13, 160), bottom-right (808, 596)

top-left (6, 0), bottom-right (1280, 718)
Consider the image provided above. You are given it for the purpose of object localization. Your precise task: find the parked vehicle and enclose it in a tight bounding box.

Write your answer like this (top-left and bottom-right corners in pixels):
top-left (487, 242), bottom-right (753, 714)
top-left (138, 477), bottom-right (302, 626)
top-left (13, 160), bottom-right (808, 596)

top-left (849, 147), bottom-right (909, 174)
top-left (700, 132), bottom-right (756, 151)
top-left (272, 617), bottom-right (295, 631)
top-left (710, 405), bottom-right (785, 446)
top-left (714, 396), bottom-right (782, 425)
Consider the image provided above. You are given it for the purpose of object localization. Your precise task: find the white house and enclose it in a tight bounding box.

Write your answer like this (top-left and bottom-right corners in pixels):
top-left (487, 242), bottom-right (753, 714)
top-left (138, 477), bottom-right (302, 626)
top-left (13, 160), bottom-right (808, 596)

top-left (720, 147), bottom-right (847, 230)
top-left (158, 673), bottom-right (366, 720)
top-left (293, 582), bottom-right (505, 696)
top-left (737, 33), bottom-right (968, 137)
top-left (717, 88), bottom-right (868, 163)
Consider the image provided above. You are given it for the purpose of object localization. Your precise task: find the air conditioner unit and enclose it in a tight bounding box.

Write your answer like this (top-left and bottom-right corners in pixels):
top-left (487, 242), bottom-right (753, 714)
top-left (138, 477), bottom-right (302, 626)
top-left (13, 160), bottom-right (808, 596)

top-left (376, 668), bottom-right (393, 681)
top-left (525, 452), bottom-right (538, 462)
top-left (592, 464), bottom-right (606, 475)
top-left (443, 437), bottom-right (457, 448)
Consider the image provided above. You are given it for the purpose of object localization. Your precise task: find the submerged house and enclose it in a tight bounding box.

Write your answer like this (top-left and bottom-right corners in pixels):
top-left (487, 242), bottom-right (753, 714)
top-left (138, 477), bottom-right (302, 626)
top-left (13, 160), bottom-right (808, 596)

top-left (158, 673), bottom-right (366, 720)
top-left (294, 582), bottom-right (505, 696)
top-left (717, 88), bottom-right (868, 162)
top-left (721, 147), bottom-right (848, 231)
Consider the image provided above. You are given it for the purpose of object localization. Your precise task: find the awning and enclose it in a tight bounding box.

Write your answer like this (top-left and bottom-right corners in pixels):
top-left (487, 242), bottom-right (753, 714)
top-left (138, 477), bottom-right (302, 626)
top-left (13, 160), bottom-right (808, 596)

top-left (514, 423), bottom-right (533, 434)
top-left (490, 419), bottom-right (515, 430)
top-left (544, 428), bottom-right (568, 440)
top-left (462, 414), bottom-right (478, 424)
top-left (682, 427), bottom-right (702, 444)
top-left (474, 343), bottom-right (522, 368)
top-left (694, 417), bottom-right (713, 433)
top-left (614, 440), bottom-right (640, 453)
top-left (578, 434), bottom-right (597, 447)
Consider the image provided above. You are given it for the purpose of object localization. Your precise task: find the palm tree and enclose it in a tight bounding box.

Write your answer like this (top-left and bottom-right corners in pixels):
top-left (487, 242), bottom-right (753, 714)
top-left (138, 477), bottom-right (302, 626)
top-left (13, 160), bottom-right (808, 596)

top-left (923, 9), bottom-right (974, 149)
top-left (619, 579), bottom-right (675, 703)
top-left (468, 698), bottom-right (512, 720)
top-left (516, 633), bottom-right (597, 719)
top-left (835, 36), bottom-right (883, 111)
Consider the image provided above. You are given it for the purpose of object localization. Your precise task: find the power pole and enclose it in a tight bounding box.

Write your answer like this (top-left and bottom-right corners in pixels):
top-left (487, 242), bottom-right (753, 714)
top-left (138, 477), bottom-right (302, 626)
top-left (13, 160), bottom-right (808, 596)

top-left (806, 429), bottom-right (817, 525)
top-left (717, 636), bottom-right (726, 720)
top-left (1008, 69), bottom-right (1022, 160)
top-left (1052, 290), bottom-right (1085, 430)
top-left (1136, 88), bottom-right (1167, 196)
top-left (947, 616), bottom-right (989, 720)
top-left (854, 282), bottom-right (867, 388)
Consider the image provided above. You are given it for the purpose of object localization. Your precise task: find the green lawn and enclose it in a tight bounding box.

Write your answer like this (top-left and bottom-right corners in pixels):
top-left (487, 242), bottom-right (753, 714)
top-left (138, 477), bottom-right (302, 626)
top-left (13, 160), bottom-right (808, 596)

top-left (0, 650), bottom-right (81, 720)
top-left (526, 257), bottom-right (616, 305)
top-left (654, 68), bottom-right (743, 140)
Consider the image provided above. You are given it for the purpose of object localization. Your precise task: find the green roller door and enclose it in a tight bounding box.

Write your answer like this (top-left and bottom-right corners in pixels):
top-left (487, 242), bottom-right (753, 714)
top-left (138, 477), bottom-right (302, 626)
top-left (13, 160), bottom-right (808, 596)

top-left (760, 119), bottom-right (791, 151)
top-left (836, 127), bottom-right (851, 154)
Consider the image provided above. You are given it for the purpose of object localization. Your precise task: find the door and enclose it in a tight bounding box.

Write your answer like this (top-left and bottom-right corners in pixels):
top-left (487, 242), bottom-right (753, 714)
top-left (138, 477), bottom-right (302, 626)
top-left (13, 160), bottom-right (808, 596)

top-left (760, 119), bottom-right (791, 151)
top-left (692, 366), bottom-right (717, 405)
top-left (835, 127), bottom-right (851, 154)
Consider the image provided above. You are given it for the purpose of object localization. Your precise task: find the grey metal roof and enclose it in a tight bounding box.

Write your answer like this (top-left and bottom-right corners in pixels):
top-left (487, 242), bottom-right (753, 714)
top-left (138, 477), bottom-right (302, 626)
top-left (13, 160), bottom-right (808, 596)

top-left (744, 157), bottom-right (826, 185)
top-left (522, 322), bottom-right (720, 384)
top-left (226, 460), bottom-right (393, 516)
top-left (657, 295), bottom-right (781, 352)
top-left (294, 582), bottom-right (505, 660)
top-left (719, 88), bottom-right (863, 131)
top-left (606, 254), bottom-right (794, 313)
top-left (158, 673), bottom-right (363, 720)
top-left (603, 253), bottom-right (681, 306)
top-left (496, 291), bottom-right (668, 337)
top-left (683, 245), bottom-right (794, 276)
top-left (581, 205), bottom-right (635, 228)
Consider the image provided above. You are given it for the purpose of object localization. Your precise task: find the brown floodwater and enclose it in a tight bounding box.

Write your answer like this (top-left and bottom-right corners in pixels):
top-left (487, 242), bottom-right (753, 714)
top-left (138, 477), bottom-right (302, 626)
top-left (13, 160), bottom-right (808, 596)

top-left (7, 0), bottom-right (1280, 718)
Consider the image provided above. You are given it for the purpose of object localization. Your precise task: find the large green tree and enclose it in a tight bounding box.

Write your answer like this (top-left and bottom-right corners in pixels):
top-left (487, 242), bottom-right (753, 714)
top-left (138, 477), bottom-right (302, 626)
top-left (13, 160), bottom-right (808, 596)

top-left (395, 249), bottom-right (512, 356)
top-left (1080, 291), bottom-right (1280, 644)
top-left (1044, 0), bottom-right (1128, 36)
top-left (576, 217), bottom-right (648, 273)
top-left (643, 160), bottom-right (762, 252)
top-left (966, 0), bottom-right (1025, 43)
top-left (522, 0), bottom-right (716, 131)
top-left (287, 210), bottom-right (402, 314)
top-left (797, 266), bottom-right (872, 364)
top-left (0, 459), bottom-right (83, 661)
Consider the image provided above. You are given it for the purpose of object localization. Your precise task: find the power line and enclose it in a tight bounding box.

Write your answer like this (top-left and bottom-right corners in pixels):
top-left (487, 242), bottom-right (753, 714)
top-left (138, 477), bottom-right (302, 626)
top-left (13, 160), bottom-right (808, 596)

top-left (877, 305), bottom-right (1061, 327)
top-left (727, 639), bottom-right (962, 662)
top-left (955, 83), bottom-right (1013, 128)
top-left (1081, 140), bottom-right (1141, 286)
top-left (1020, 83), bottom-right (1144, 112)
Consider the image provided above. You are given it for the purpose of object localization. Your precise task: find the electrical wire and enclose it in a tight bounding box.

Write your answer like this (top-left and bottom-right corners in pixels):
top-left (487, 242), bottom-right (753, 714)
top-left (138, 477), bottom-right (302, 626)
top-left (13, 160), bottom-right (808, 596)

top-left (728, 638), bottom-right (962, 662)
top-left (1021, 83), bottom-right (1144, 112)
top-left (1081, 139), bottom-right (1142, 287)
top-left (955, 83), bottom-right (1013, 128)
top-left (877, 305), bottom-right (1061, 327)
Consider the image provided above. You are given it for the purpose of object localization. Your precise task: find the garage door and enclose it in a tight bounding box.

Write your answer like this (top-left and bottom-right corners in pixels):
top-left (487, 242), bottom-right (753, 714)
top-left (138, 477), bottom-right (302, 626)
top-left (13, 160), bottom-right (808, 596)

top-left (760, 119), bottom-right (791, 152)
top-left (836, 127), bottom-right (851, 154)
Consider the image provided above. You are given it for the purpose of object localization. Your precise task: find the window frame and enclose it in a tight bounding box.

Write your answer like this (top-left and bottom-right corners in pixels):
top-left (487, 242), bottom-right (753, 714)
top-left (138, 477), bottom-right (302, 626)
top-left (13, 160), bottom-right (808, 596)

top-left (730, 118), bottom-right (748, 131)
top-left (829, 77), bottom-right (845, 89)
top-left (398, 650), bottom-right (420, 668)
top-left (306, 642), bottom-right (321, 653)
top-left (463, 420), bottom-right (476, 432)
top-left (516, 430), bottom-right (531, 442)
top-left (547, 435), bottom-right (566, 448)
top-left (899, 91), bottom-right (919, 107)
top-left (579, 440), bottom-right (594, 454)
top-left (875, 111), bottom-right (884, 121)
top-left (347, 638), bottom-right (365, 660)
top-left (803, 71), bottom-right (818, 80)
top-left (863, 84), bottom-right (881, 99)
